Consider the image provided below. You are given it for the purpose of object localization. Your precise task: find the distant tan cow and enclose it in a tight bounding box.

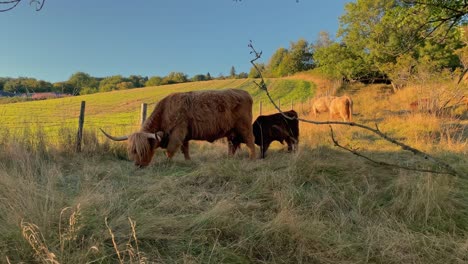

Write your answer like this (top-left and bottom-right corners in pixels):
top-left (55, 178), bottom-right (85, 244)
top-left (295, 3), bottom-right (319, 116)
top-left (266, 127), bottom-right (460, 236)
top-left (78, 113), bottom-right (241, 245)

top-left (311, 96), bottom-right (336, 117)
top-left (329, 96), bottom-right (353, 121)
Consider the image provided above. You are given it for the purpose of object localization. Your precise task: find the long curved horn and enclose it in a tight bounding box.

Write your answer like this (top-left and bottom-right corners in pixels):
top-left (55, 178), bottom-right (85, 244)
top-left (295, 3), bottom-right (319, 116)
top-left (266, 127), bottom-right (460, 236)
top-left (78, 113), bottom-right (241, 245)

top-left (141, 132), bottom-right (156, 139)
top-left (100, 128), bottom-right (129, 141)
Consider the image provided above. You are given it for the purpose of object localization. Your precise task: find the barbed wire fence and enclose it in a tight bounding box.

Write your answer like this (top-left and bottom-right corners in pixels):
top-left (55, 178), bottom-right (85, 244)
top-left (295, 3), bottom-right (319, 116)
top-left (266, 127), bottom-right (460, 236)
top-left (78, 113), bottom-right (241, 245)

top-left (0, 98), bottom-right (146, 151)
top-left (0, 96), bottom-right (316, 153)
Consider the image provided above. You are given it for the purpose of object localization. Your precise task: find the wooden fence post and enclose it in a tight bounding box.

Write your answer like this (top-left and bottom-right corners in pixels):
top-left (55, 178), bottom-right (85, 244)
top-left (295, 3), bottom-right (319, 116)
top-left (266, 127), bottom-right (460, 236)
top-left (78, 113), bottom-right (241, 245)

top-left (76, 101), bottom-right (86, 152)
top-left (259, 101), bottom-right (262, 115)
top-left (141, 103), bottom-right (148, 127)
top-left (291, 100), bottom-right (294, 110)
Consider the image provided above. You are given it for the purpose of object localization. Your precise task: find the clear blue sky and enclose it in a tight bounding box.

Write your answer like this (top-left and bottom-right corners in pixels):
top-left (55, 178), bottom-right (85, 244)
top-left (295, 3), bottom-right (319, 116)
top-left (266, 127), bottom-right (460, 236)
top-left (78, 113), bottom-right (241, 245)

top-left (1, 0), bottom-right (350, 83)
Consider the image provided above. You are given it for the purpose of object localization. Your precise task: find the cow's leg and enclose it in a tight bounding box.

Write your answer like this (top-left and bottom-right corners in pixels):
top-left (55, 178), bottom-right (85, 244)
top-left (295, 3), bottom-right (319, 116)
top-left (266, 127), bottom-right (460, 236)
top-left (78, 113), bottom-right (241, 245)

top-left (342, 110), bottom-right (350, 122)
top-left (228, 140), bottom-right (240, 156)
top-left (260, 141), bottom-right (270, 159)
top-left (346, 100), bottom-right (353, 122)
top-left (228, 140), bottom-right (234, 155)
top-left (236, 123), bottom-right (256, 160)
top-left (339, 111), bottom-right (345, 121)
top-left (228, 135), bottom-right (243, 156)
top-left (245, 134), bottom-right (256, 160)
top-left (227, 134), bottom-right (242, 156)
top-left (286, 138), bottom-right (293, 152)
top-left (180, 141), bottom-right (191, 160)
top-left (166, 130), bottom-right (185, 160)
top-left (242, 129), bottom-right (256, 160)
top-left (231, 142), bottom-right (241, 155)
top-left (286, 137), bottom-right (298, 152)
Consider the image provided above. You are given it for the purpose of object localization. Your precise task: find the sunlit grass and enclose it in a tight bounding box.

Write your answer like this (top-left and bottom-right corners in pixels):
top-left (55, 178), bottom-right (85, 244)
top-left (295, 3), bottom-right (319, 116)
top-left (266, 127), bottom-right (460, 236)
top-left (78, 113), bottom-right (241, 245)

top-left (0, 75), bottom-right (467, 263)
top-left (0, 125), bottom-right (467, 263)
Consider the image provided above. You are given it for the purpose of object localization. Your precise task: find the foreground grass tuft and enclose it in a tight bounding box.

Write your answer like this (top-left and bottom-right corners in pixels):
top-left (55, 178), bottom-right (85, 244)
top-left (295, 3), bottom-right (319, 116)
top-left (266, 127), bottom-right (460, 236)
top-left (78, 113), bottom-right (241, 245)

top-left (0, 129), bottom-right (467, 263)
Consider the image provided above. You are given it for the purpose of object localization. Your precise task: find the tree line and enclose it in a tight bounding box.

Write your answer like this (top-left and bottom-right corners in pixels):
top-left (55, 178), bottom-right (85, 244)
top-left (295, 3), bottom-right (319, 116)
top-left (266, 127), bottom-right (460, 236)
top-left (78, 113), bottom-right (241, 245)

top-left (0, 69), bottom-right (249, 96)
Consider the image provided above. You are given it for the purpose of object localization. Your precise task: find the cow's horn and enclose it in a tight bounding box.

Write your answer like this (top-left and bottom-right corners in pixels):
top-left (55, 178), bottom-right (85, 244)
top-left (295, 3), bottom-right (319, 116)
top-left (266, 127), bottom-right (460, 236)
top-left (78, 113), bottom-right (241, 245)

top-left (100, 128), bottom-right (129, 141)
top-left (142, 132), bottom-right (156, 139)
top-left (156, 131), bottom-right (164, 141)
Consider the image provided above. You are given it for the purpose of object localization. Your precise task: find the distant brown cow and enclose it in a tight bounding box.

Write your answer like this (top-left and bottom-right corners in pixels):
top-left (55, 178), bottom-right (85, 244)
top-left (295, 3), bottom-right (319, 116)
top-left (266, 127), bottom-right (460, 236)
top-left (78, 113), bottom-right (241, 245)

top-left (101, 89), bottom-right (256, 167)
top-left (329, 96), bottom-right (353, 121)
top-left (311, 96), bottom-right (336, 117)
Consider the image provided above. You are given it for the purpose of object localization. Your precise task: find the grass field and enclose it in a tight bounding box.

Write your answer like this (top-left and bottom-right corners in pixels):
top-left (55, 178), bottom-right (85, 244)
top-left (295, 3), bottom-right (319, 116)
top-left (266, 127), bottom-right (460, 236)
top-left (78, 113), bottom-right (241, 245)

top-left (0, 75), bottom-right (467, 263)
top-left (0, 78), bottom-right (314, 143)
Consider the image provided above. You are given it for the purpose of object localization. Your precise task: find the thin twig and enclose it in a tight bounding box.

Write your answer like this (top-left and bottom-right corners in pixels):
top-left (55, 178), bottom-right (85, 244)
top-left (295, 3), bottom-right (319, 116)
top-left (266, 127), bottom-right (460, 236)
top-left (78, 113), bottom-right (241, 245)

top-left (0, 0), bottom-right (45, 12)
top-left (0, 0), bottom-right (20, 12)
top-left (329, 126), bottom-right (454, 175)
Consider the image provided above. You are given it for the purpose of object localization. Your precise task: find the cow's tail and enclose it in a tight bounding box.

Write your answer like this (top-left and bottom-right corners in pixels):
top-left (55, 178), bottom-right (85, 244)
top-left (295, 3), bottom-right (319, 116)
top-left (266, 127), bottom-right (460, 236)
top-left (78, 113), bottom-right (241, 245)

top-left (346, 96), bottom-right (353, 122)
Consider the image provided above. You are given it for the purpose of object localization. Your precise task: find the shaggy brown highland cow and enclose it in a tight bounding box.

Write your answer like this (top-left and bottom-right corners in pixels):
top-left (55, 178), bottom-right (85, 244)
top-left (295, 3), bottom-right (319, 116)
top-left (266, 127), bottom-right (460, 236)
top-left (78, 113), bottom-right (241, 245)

top-left (101, 89), bottom-right (256, 167)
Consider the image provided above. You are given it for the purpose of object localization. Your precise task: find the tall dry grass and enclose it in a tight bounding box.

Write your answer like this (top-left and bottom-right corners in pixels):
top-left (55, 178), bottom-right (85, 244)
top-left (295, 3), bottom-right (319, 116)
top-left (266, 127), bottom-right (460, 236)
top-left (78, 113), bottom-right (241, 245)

top-left (0, 80), bottom-right (467, 263)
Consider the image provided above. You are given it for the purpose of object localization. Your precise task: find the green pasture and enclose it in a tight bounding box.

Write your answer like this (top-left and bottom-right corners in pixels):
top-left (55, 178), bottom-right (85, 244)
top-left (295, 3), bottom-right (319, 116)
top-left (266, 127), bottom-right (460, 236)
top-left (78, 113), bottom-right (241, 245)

top-left (0, 79), bottom-right (314, 142)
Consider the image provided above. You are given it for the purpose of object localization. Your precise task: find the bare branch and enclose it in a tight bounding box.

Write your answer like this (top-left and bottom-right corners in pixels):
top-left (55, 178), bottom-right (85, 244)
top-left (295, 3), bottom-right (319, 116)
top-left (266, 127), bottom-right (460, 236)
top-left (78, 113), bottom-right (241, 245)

top-left (0, 0), bottom-right (20, 12)
top-left (29, 0), bottom-right (45, 11)
top-left (329, 126), bottom-right (455, 175)
top-left (0, 0), bottom-right (44, 12)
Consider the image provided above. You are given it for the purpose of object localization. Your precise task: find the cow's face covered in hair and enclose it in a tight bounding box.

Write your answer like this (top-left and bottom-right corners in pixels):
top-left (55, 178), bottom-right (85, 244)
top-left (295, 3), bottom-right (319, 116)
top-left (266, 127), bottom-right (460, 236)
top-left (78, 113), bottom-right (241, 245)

top-left (127, 131), bottom-right (164, 167)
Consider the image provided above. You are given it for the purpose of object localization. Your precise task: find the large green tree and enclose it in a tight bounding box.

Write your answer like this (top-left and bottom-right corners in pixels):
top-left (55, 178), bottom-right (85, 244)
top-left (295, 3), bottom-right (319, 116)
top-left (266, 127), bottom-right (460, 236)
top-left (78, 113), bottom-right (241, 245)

top-left (287, 38), bottom-right (314, 73)
top-left (314, 43), bottom-right (370, 80)
top-left (145, 76), bottom-right (163, 86)
top-left (162, 72), bottom-right (188, 84)
top-left (266, 39), bottom-right (314, 77)
top-left (191, 74), bottom-right (207, 82)
top-left (266, 47), bottom-right (289, 77)
top-left (99, 75), bottom-right (126, 92)
top-left (67, 72), bottom-right (99, 95)
top-left (314, 0), bottom-right (465, 88)
top-left (128, 75), bottom-right (148, 88)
